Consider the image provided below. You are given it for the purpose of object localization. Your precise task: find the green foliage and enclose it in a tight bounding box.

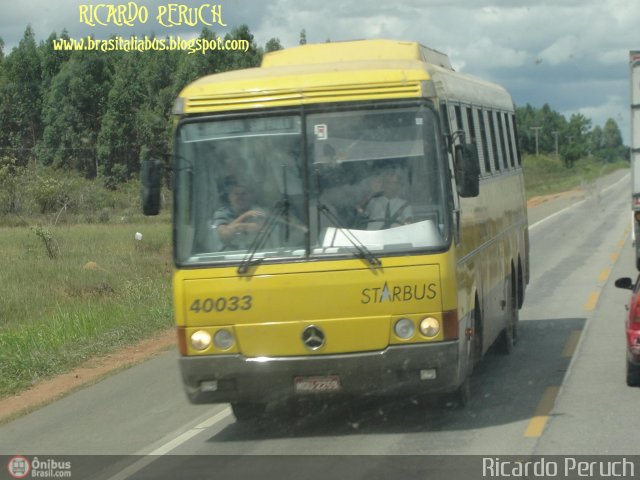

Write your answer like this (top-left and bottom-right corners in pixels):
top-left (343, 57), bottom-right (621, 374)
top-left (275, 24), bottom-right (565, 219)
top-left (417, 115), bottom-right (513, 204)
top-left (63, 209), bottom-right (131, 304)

top-left (265, 38), bottom-right (283, 53)
top-left (0, 163), bottom-right (173, 226)
top-left (592, 118), bottom-right (628, 163)
top-left (523, 153), bottom-right (628, 198)
top-left (516, 104), bottom-right (627, 168)
top-left (0, 222), bottom-right (172, 397)
top-left (40, 31), bottom-right (72, 91)
top-left (39, 51), bottom-right (112, 177)
top-left (221, 25), bottom-right (262, 70)
top-left (28, 174), bottom-right (70, 214)
top-left (0, 156), bottom-right (26, 214)
top-left (0, 23), bottom-right (270, 188)
top-left (31, 225), bottom-right (59, 259)
top-left (97, 53), bottom-right (146, 187)
top-left (0, 27), bottom-right (43, 167)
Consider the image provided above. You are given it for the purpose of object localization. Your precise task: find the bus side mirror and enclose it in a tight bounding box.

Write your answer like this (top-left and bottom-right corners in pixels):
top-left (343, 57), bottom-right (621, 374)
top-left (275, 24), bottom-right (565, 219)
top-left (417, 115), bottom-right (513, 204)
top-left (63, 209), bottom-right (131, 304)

top-left (455, 143), bottom-right (480, 198)
top-left (615, 277), bottom-right (635, 290)
top-left (141, 158), bottom-right (163, 216)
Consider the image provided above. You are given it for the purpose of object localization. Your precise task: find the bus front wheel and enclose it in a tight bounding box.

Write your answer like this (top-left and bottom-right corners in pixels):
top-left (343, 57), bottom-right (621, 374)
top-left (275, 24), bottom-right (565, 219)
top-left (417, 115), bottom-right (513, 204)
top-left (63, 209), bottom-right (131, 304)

top-left (438, 374), bottom-right (471, 409)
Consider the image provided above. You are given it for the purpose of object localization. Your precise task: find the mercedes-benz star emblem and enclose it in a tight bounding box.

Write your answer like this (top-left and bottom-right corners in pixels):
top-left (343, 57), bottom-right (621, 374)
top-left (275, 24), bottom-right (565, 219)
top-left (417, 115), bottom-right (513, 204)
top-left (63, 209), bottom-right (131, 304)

top-left (302, 325), bottom-right (325, 350)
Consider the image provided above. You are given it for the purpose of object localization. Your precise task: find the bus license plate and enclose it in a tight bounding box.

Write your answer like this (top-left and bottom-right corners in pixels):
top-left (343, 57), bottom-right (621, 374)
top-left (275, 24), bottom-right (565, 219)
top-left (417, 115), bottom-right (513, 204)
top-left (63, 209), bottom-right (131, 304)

top-left (294, 376), bottom-right (341, 394)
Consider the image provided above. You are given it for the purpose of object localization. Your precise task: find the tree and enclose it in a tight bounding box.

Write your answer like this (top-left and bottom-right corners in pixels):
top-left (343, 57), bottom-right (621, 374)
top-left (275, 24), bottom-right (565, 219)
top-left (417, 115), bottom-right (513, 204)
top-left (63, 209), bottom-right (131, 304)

top-left (560, 114), bottom-right (591, 167)
top-left (137, 46), bottom-right (179, 166)
top-left (299, 29), bottom-right (307, 45)
top-left (98, 44), bottom-right (183, 187)
top-left (514, 104), bottom-right (627, 166)
top-left (171, 28), bottom-right (223, 99)
top-left (221, 24), bottom-right (262, 71)
top-left (515, 104), bottom-right (537, 154)
top-left (171, 25), bottom-right (264, 99)
top-left (97, 53), bottom-right (147, 187)
top-left (515, 103), bottom-right (567, 156)
top-left (536, 104), bottom-right (567, 155)
top-left (0, 26), bottom-right (43, 166)
top-left (265, 38), bottom-right (283, 53)
top-left (40, 31), bottom-right (72, 91)
top-left (592, 118), bottom-right (627, 163)
top-left (589, 125), bottom-right (603, 154)
top-left (602, 118), bottom-right (623, 149)
top-left (39, 51), bottom-right (112, 178)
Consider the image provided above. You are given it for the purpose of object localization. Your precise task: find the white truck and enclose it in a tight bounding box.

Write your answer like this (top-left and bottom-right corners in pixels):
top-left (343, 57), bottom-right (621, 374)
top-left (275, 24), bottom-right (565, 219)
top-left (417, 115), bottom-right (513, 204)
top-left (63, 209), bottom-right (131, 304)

top-left (630, 51), bottom-right (640, 269)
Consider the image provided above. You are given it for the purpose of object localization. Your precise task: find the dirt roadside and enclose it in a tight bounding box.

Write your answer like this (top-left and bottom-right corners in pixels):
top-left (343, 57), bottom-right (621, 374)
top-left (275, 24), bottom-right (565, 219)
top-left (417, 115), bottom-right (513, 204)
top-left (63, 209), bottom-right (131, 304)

top-left (0, 184), bottom-right (611, 425)
top-left (0, 331), bottom-right (176, 424)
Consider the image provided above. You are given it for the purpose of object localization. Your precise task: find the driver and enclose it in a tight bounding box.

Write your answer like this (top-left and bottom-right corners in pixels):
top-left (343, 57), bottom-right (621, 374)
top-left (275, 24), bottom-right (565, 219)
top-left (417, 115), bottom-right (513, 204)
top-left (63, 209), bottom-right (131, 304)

top-left (212, 181), bottom-right (265, 249)
top-left (357, 167), bottom-right (413, 230)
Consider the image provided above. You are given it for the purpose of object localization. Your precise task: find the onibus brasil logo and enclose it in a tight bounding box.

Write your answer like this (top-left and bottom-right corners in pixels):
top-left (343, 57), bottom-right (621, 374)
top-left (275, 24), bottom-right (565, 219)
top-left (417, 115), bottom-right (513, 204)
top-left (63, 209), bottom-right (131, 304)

top-left (7, 456), bottom-right (72, 478)
top-left (7, 456), bottom-right (30, 479)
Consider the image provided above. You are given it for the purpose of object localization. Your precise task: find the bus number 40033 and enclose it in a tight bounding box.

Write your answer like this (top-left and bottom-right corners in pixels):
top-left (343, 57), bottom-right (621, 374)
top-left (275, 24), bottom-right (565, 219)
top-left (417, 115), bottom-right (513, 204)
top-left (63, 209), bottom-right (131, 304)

top-left (190, 296), bottom-right (253, 313)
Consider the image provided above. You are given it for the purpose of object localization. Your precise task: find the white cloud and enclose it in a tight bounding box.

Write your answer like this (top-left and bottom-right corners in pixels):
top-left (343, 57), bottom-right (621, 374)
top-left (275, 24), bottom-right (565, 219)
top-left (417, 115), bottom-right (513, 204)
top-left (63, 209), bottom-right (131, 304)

top-left (539, 35), bottom-right (580, 66)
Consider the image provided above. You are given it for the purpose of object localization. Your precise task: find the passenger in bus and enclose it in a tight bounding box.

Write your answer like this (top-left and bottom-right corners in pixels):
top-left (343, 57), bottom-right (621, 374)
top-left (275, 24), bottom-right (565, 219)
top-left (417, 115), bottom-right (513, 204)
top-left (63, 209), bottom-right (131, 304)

top-left (212, 180), bottom-right (266, 249)
top-left (357, 167), bottom-right (413, 230)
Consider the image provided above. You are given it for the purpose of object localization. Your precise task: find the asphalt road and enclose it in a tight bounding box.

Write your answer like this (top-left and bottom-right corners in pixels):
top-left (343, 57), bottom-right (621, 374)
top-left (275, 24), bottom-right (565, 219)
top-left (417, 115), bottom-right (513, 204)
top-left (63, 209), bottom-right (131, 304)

top-left (1, 169), bottom-right (637, 478)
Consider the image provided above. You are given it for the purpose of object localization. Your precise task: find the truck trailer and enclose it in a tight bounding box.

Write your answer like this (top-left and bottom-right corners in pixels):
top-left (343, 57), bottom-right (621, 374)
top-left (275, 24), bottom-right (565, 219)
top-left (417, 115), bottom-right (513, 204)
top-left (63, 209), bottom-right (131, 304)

top-left (629, 51), bottom-right (640, 269)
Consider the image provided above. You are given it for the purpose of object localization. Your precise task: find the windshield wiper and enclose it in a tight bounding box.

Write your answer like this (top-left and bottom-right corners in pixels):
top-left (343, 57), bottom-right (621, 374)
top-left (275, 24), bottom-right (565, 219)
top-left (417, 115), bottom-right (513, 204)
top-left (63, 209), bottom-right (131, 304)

top-left (238, 165), bottom-right (299, 274)
top-left (318, 204), bottom-right (382, 268)
top-left (237, 197), bottom-right (289, 274)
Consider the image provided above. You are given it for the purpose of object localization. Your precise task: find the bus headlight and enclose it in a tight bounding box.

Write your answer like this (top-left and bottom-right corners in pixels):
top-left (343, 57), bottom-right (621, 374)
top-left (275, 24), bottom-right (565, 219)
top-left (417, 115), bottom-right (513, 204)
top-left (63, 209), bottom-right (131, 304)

top-left (394, 318), bottom-right (415, 339)
top-left (214, 329), bottom-right (235, 350)
top-left (419, 317), bottom-right (440, 338)
top-left (190, 330), bottom-right (212, 351)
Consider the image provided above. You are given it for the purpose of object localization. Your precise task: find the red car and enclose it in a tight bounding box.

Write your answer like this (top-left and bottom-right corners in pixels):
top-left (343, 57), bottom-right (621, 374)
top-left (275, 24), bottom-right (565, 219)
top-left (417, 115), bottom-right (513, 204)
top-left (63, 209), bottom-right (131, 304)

top-left (614, 275), bottom-right (640, 386)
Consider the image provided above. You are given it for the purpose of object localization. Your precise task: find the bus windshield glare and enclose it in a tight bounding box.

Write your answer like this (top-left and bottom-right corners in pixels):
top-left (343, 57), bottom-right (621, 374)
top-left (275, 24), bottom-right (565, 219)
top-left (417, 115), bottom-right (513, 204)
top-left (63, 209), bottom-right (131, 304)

top-left (174, 105), bottom-right (450, 266)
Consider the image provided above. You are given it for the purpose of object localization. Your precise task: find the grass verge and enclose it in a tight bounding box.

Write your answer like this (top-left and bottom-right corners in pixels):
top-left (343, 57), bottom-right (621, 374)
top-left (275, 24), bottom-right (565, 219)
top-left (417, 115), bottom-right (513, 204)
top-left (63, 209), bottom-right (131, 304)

top-left (523, 154), bottom-right (629, 199)
top-left (0, 221), bottom-right (172, 398)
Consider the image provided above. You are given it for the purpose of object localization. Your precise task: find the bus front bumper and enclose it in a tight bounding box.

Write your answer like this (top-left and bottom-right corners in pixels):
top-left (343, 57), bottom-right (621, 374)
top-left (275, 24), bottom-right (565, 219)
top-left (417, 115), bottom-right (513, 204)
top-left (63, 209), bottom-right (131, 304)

top-left (179, 341), bottom-right (465, 405)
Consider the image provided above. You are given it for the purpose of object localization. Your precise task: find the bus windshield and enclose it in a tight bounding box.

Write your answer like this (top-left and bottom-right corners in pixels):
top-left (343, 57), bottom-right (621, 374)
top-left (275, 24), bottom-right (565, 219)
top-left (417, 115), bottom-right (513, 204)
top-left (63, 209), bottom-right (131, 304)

top-left (174, 105), bottom-right (450, 266)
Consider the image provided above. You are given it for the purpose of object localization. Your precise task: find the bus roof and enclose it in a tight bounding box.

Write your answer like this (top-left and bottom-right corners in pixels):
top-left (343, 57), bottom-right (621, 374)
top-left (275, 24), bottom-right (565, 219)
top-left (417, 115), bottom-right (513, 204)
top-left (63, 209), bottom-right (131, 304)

top-left (261, 39), bottom-right (453, 70)
top-left (177, 39), bottom-right (514, 114)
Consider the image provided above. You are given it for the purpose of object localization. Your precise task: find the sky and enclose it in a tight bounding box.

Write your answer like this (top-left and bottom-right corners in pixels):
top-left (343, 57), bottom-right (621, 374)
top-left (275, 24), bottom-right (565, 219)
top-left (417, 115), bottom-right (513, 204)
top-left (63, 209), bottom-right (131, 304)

top-left (0, 0), bottom-right (637, 144)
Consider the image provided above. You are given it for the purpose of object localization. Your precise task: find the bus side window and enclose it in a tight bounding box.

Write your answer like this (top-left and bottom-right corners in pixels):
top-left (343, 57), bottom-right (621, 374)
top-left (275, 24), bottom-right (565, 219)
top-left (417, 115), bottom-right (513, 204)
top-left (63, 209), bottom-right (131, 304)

top-left (454, 104), bottom-right (464, 138)
top-left (478, 109), bottom-right (492, 174)
top-left (465, 106), bottom-right (484, 176)
top-left (497, 112), bottom-right (511, 170)
top-left (487, 110), bottom-right (501, 172)
top-left (440, 101), bottom-right (451, 136)
top-left (507, 113), bottom-right (520, 167)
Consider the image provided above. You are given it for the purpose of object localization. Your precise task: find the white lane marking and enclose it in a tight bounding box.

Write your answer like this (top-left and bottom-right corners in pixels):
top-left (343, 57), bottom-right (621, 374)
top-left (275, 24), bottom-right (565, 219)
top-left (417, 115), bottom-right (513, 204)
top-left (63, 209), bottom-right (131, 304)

top-left (106, 407), bottom-right (232, 480)
top-left (148, 407), bottom-right (232, 455)
top-left (530, 173), bottom-right (629, 231)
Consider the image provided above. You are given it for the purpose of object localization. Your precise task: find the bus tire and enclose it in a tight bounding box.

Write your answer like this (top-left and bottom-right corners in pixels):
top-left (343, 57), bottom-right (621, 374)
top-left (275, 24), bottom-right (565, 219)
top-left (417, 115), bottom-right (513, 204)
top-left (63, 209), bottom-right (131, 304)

top-left (440, 300), bottom-right (479, 409)
top-left (471, 298), bottom-right (483, 368)
top-left (497, 271), bottom-right (518, 354)
top-left (440, 375), bottom-right (470, 409)
top-left (231, 401), bottom-right (267, 423)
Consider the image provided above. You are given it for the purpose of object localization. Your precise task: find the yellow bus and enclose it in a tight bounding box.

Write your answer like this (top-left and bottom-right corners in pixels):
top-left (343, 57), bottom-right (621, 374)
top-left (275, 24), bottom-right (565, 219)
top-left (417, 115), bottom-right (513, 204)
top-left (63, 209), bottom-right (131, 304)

top-left (142, 39), bottom-right (529, 421)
